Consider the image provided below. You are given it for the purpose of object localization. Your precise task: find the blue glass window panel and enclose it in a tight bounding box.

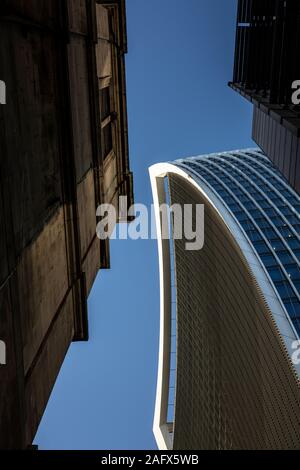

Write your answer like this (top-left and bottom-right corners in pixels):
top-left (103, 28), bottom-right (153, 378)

top-left (260, 253), bottom-right (277, 267)
top-left (232, 208), bottom-right (243, 216)
top-left (249, 209), bottom-right (264, 219)
top-left (252, 193), bottom-right (264, 202)
top-left (241, 220), bottom-right (255, 232)
top-left (271, 216), bottom-right (286, 227)
top-left (261, 227), bottom-right (277, 239)
top-left (235, 212), bottom-right (251, 223)
top-left (286, 237), bottom-right (300, 250)
top-left (283, 299), bottom-right (300, 319)
top-left (280, 206), bottom-right (294, 217)
top-left (171, 335), bottom-right (176, 354)
top-left (246, 230), bottom-right (262, 242)
top-left (277, 252), bottom-right (295, 265)
top-left (293, 249), bottom-right (300, 262)
top-left (292, 224), bottom-right (300, 234)
top-left (167, 404), bottom-right (174, 424)
top-left (264, 208), bottom-right (277, 217)
top-left (284, 193), bottom-right (299, 204)
top-left (256, 218), bottom-right (272, 229)
top-left (241, 183), bottom-right (252, 190)
top-left (253, 241), bottom-right (270, 255)
top-left (271, 240), bottom-right (286, 251)
top-left (216, 190), bottom-right (229, 198)
top-left (267, 266), bottom-right (286, 282)
top-left (285, 264), bottom-right (300, 281)
top-left (228, 203), bottom-right (241, 212)
top-left (278, 226), bottom-right (293, 237)
top-left (222, 178), bottom-right (233, 185)
top-left (274, 281), bottom-right (296, 300)
top-left (238, 194), bottom-right (251, 203)
top-left (260, 199), bottom-right (273, 209)
top-left (211, 183), bottom-right (223, 190)
top-left (223, 196), bottom-right (237, 206)
top-left (287, 215), bottom-right (300, 225)
top-left (271, 197), bottom-right (285, 206)
top-left (293, 280), bottom-right (300, 295)
top-left (170, 352), bottom-right (176, 371)
top-left (243, 201), bottom-right (257, 210)
top-left (264, 186), bottom-right (274, 195)
top-left (293, 204), bottom-right (300, 212)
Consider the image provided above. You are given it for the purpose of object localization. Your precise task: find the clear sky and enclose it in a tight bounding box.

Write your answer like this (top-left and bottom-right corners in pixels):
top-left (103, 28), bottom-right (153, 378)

top-left (35, 0), bottom-right (254, 450)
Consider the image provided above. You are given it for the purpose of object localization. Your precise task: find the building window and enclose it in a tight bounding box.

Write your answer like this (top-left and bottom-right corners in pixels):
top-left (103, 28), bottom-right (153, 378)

top-left (100, 86), bottom-right (111, 121)
top-left (267, 266), bottom-right (286, 282)
top-left (253, 240), bottom-right (270, 255)
top-left (274, 281), bottom-right (296, 300)
top-left (283, 299), bottom-right (300, 319)
top-left (246, 229), bottom-right (262, 242)
top-left (102, 123), bottom-right (113, 160)
top-left (286, 237), bottom-right (300, 250)
top-left (285, 264), bottom-right (300, 281)
top-left (271, 240), bottom-right (286, 252)
top-left (277, 252), bottom-right (295, 265)
top-left (260, 253), bottom-right (277, 267)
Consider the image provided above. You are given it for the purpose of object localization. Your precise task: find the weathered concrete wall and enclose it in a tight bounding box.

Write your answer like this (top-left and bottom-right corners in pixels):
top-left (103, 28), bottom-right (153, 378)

top-left (77, 170), bottom-right (97, 259)
top-left (0, 21), bottom-right (63, 255)
top-left (24, 290), bottom-right (74, 445)
top-left (0, 285), bottom-right (25, 449)
top-left (68, 36), bottom-right (94, 181)
top-left (2, 0), bottom-right (60, 26)
top-left (18, 207), bottom-right (69, 374)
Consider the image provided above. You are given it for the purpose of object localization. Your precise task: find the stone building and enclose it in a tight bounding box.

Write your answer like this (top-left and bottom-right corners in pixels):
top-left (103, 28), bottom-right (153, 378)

top-left (0, 0), bottom-right (133, 448)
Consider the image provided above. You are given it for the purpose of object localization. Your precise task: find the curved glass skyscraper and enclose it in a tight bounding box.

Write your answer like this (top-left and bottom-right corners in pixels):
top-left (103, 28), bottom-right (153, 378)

top-left (150, 149), bottom-right (300, 450)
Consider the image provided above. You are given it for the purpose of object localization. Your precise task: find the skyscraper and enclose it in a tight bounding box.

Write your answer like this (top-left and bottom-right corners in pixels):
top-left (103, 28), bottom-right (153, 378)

top-left (0, 0), bottom-right (133, 449)
top-left (229, 0), bottom-right (300, 194)
top-left (150, 149), bottom-right (300, 450)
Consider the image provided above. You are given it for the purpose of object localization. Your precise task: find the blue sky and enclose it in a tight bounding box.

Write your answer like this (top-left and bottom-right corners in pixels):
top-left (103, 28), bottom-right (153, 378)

top-left (35, 0), bottom-right (254, 450)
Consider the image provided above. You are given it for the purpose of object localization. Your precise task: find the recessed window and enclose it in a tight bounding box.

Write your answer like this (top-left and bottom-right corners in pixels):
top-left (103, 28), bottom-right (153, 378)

top-left (102, 123), bottom-right (113, 160)
top-left (100, 86), bottom-right (111, 121)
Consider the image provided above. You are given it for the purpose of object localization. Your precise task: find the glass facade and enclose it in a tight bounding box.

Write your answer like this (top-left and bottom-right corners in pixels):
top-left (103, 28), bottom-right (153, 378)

top-left (175, 149), bottom-right (300, 337)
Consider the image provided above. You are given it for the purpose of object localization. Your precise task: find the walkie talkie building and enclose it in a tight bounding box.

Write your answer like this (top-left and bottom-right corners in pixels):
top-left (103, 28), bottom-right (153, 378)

top-left (150, 149), bottom-right (300, 450)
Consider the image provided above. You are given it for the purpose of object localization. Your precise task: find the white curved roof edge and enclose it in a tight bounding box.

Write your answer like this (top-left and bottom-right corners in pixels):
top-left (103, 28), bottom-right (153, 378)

top-left (149, 162), bottom-right (300, 451)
